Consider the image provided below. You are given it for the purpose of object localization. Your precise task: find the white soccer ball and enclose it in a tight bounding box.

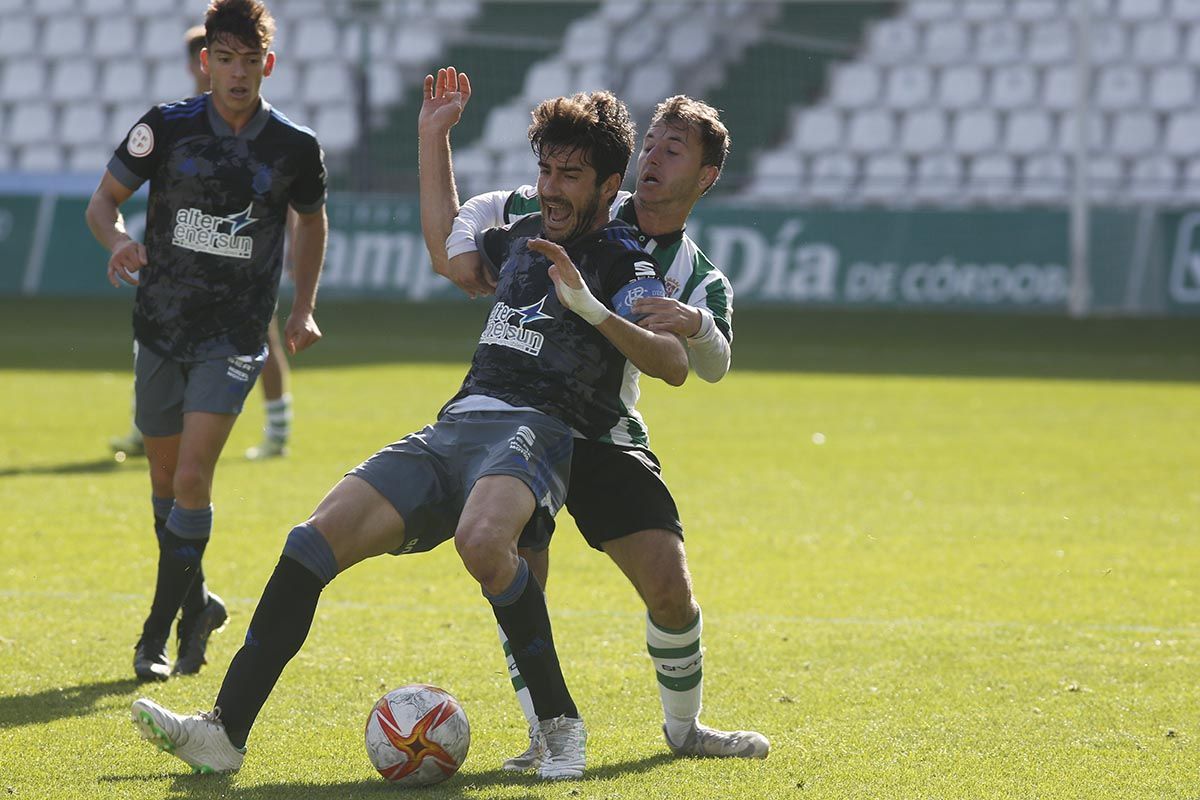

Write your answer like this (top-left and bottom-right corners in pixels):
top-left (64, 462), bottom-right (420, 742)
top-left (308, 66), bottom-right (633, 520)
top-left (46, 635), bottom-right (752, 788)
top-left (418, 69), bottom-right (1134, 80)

top-left (364, 684), bottom-right (470, 786)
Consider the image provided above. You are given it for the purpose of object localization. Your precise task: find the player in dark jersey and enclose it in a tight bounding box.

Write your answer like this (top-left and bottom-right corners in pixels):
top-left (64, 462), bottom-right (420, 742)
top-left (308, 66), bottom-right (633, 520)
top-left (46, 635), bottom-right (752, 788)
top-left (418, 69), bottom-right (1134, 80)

top-left (128, 89), bottom-right (687, 781)
top-left (85, 0), bottom-right (327, 683)
top-left (420, 68), bottom-right (769, 764)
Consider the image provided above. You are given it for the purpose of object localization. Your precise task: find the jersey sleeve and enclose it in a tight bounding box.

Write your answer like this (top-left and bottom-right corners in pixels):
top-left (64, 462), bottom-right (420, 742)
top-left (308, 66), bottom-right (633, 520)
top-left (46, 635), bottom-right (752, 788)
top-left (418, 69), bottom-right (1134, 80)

top-left (604, 252), bottom-right (667, 323)
top-left (476, 224), bottom-right (512, 280)
top-left (107, 107), bottom-right (166, 191)
top-left (446, 190), bottom-right (513, 259)
top-left (683, 253), bottom-right (734, 343)
top-left (288, 135), bottom-right (327, 213)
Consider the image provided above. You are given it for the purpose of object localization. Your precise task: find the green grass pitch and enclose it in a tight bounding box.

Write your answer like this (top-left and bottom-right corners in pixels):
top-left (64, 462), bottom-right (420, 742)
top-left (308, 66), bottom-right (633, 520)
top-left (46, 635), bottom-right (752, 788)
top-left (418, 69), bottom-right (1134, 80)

top-left (1, 298), bottom-right (1198, 799)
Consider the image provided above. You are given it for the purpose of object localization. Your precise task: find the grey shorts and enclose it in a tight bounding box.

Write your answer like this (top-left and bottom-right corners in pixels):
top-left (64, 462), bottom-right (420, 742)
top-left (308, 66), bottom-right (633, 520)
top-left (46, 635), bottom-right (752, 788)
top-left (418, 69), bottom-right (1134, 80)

top-left (348, 410), bottom-right (573, 556)
top-left (134, 342), bottom-right (267, 437)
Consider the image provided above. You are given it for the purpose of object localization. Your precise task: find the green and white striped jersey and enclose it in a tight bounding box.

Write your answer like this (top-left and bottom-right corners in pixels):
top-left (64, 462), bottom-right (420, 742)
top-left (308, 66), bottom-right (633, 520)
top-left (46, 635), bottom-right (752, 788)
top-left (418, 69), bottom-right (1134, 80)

top-left (447, 185), bottom-right (734, 449)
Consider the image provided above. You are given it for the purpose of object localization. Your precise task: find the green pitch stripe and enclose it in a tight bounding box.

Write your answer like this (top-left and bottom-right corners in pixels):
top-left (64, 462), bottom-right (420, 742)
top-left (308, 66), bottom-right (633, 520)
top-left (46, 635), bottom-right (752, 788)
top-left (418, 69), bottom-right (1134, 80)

top-left (657, 669), bottom-right (703, 692)
top-left (647, 640), bottom-right (701, 660)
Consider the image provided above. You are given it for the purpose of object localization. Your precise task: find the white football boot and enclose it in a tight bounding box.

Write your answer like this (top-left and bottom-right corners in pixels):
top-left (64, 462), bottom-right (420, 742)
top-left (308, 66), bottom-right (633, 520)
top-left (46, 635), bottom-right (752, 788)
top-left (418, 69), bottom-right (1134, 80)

top-left (501, 724), bottom-right (543, 772)
top-left (663, 721), bottom-right (770, 759)
top-left (535, 715), bottom-right (586, 780)
top-left (131, 698), bottom-right (245, 773)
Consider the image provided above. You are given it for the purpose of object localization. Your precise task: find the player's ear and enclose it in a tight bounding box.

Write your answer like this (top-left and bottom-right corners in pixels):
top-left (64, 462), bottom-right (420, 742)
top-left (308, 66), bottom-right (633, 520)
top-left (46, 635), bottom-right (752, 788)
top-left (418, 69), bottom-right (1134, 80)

top-left (698, 164), bottom-right (719, 194)
top-left (600, 171), bottom-right (621, 203)
top-left (263, 51), bottom-right (276, 77)
top-left (199, 48), bottom-right (210, 75)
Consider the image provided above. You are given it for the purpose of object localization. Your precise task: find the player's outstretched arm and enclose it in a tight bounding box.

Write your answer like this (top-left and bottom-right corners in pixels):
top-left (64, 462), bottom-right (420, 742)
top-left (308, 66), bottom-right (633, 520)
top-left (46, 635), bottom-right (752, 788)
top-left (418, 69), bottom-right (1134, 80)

top-left (634, 296), bottom-right (731, 382)
top-left (285, 207), bottom-right (326, 355)
top-left (86, 170), bottom-right (146, 288)
top-left (529, 238), bottom-right (688, 386)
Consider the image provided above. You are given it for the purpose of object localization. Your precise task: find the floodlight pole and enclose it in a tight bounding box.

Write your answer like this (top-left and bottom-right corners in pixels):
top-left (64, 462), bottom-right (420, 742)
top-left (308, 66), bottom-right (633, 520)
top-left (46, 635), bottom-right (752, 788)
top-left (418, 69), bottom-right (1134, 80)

top-left (1068, 0), bottom-right (1093, 317)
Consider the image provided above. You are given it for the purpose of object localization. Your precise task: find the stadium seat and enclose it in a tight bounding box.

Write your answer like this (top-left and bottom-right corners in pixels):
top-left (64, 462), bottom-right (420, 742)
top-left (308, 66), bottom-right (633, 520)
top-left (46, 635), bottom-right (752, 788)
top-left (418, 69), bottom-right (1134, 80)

top-left (446, 146), bottom-right (494, 198)
top-left (1109, 111), bottom-right (1158, 156)
top-left (260, 67), bottom-right (297, 107)
top-left (49, 61), bottom-right (97, 103)
top-left (142, 18), bottom-right (188, 59)
top-left (748, 150), bottom-right (803, 199)
top-left (60, 103), bottom-right (107, 146)
top-left (908, 0), bottom-right (956, 20)
top-left (41, 17), bottom-right (88, 59)
top-left (1005, 109), bottom-right (1054, 154)
top-left (1057, 110), bottom-right (1108, 151)
top-left (301, 62), bottom-right (354, 105)
top-left (1012, 0), bottom-right (1062, 20)
top-left (312, 105), bottom-right (358, 152)
top-left (18, 144), bottom-right (64, 173)
top-left (561, 18), bottom-right (611, 65)
top-left (522, 59), bottom-right (573, 103)
top-left (990, 65), bottom-right (1038, 110)
top-left (392, 24), bottom-right (443, 66)
top-left (31, 0), bottom-right (74, 15)
top-left (951, 108), bottom-right (1000, 154)
top-left (133, 0), bottom-right (178, 14)
top-left (625, 61), bottom-right (675, 110)
top-left (806, 152), bottom-right (857, 202)
top-left (109, 102), bottom-right (148, 145)
top-left (7, 104), bottom-right (55, 147)
top-left (858, 153), bottom-right (909, 202)
top-left (68, 144), bottom-right (112, 173)
top-left (1150, 65), bottom-right (1197, 110)
top-left (293, 18), bottom-right (340, 60)
top-left (1021, 153), bottom-right (1070, 202)
top-left (100, 61), bottom-right (148, 103)
top-left (573, 63), bottom-right (612, 93)
top-left (847, 109), bottom-right (895, 153)
top-left (1175, 0), bottom-right (1200, 19)
top-left (0, 16), bottom-right (36, 56)
top-left (92, 17), bottom-right (139, 59)
top-left (497, 149), bottom-right (535, 188)
top-left (1089, 21), bottom-right (1127, 63)
top-left (600, 0), bottom-right (644, 25)
top-left (1116, 0), bottom-right (1164, 19)
top-left (614, 22), bottom-right (658, 65)
top-left (1027, 19), bottom-right (1072, 64)
top-left (1040, 65), bottom-right (1076, 112)
top-left (829, 63), bottom-right (880, 109)
top-left (482, 104), bottom-right (533, 152)
top-left (976, 20), bottom-right (1023, 64)
top-left (1132, 19), bottom-right (1181, 63)
top-left (81, 0), bottom-right (124, 15)
top-left (899, 109), bottom-right (948, 154)
top-left (666, 17), bottom-right (714, 67)
top-left (884, 65), bottom-right (933, 109)
top-left (923, 19), bottom-right (971, 65)
top-left (1164, 111), bottom-right (1200, 155)
top-left (962, 0), bottom-right (1008, 19)
top-left (912, 153), bottom-right (963, 202)
top-left (1095, 65), bottom-right (1145, 111)
top-left (1087, 156), bottom-right (1123, 201)
top-left (429, 0), bottom-right (480, 21)
top-left (792, 107), bottom-right (843, 153)
top-left (365, 64), bottom-right (401, 107)
top-left (1183, 157), bottom-right (1200, 198)
top-left (938, 65), bottom-right (985, 109)
top-left (969, 153), bottom-right (1017, 201)
top-left (867, 18), bottom-right (919, 63)
top-left (1128, 155), bottom-right (1178, 202)
top-left (0, 61), bottom-right (47, 102)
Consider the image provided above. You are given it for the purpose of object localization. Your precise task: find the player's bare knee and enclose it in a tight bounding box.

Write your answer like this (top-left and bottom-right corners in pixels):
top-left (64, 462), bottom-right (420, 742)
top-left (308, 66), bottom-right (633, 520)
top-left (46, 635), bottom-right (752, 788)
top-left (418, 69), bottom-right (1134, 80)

top-left (171, 464), bottom-right (211, 505)
top-left (453, 525), bottom-right (509, 584)
top-left (645, 580), bottom-right (697, 631)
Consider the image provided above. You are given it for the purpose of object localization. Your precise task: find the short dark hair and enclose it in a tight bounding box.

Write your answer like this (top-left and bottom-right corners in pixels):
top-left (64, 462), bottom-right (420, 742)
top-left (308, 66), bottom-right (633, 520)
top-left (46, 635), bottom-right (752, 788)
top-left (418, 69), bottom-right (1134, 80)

top-left (185, 24), bottom-right (206, 59)
top-left (528, 91), bottom-right (636, 187)
top-left (650, 95), bottom-right (730, 175)
top-left (205, 0), bottom-right (275, 52)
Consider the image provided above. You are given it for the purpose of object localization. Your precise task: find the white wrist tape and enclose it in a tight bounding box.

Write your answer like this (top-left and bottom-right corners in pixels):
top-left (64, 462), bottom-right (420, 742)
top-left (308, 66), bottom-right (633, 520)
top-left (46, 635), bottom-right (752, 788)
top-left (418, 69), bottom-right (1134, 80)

top-left (558, 280), bottom-right (611, 325)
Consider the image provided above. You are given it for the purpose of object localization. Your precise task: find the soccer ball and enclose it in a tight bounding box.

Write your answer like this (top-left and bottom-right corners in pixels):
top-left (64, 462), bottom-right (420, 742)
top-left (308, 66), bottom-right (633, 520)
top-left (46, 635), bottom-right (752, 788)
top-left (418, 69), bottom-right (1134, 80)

top-left (364, 684), bottom-right (470, 786)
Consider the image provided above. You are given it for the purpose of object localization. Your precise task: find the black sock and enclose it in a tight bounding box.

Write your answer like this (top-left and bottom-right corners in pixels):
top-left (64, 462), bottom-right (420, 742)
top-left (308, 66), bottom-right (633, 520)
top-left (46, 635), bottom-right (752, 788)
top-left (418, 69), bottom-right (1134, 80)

top-left (141, 530), bottom-right (208, 639)
top-left (215, 555), bottom-right (325, 748)
top-left (490, 562), bottom-right (577, 720)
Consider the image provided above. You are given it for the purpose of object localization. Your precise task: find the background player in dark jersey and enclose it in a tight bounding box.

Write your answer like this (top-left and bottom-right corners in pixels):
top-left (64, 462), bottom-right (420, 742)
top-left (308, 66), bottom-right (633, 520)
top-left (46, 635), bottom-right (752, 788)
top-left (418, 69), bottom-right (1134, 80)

top-left (420, 68), bottom-right (769, 765)
top-left (109, 24), bottom-right (297, 461)
top-left (85, 0), bottom-right (327, 682)
top-left (128, 89), bottom-right (686, 781)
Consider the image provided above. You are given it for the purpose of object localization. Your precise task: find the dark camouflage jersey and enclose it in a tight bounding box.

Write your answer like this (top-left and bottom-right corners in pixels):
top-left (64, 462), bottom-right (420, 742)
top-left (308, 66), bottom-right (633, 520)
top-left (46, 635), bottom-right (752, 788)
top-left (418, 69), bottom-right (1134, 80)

top-left (108, 94), bottom-right (326, 361)
top-left (445, 215), bottom-right (667, 439)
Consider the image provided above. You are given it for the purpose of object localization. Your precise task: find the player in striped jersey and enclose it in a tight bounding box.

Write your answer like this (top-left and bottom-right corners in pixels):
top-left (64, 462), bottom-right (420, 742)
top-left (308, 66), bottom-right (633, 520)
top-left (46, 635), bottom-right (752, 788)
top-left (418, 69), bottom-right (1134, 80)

top-left (419, 68), bottom-right (767, 765)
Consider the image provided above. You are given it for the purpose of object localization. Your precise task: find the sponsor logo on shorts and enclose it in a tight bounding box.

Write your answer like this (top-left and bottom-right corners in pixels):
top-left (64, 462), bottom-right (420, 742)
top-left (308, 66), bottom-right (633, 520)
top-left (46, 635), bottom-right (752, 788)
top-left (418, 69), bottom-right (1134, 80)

top-left (225, 354), bottom-right (256, 382)
top-left (480, 297), bottom-right (551, 355)
top-left (509, 425), bottom-right (536, 460)
top-left (173, 203), bottom-right (258, 259)
top-left (127, 123), bottom-right (154, 157)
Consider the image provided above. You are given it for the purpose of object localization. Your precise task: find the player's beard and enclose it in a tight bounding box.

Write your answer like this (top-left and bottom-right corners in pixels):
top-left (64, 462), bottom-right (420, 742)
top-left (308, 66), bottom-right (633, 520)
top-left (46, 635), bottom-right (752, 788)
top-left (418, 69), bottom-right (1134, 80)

top-left (543, 188), bottom-right (603, 244)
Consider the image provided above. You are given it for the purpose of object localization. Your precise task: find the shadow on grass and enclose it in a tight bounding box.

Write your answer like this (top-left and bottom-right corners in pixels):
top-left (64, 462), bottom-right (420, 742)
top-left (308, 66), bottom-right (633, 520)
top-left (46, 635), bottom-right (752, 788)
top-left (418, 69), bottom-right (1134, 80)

top-left (0, 456), bottom-right (126, 478)
top-left (96, 752), bottom-right (675, 799)
top-left (0, 677), bottom-right (142, 729)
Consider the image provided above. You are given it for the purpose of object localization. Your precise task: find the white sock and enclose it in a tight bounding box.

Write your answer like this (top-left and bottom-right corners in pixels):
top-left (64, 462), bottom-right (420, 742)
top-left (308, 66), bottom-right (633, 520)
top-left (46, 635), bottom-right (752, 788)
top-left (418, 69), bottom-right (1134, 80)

top-left (264, 394), bottom-right (292, 442)
top-left (647, 609), bottom-right (703, 742)
top-left (497, 624), bottom-right (537, 731)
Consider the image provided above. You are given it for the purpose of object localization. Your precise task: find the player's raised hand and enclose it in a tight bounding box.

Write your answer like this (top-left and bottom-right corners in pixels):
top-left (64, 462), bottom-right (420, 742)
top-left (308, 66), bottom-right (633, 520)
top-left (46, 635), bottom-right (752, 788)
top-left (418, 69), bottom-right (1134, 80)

top-left (438, 251), bottom-right (497, 299)
top-left (284, 309), bottom-right (322, 355)
top-left (107, 238), bottom-right (147, 287)
top-left (528, 237), bottom-right (610, 325)
top-left (419, 67), bottom-right (472, 136)
top-left (633, 296), bottom-right (702, 336)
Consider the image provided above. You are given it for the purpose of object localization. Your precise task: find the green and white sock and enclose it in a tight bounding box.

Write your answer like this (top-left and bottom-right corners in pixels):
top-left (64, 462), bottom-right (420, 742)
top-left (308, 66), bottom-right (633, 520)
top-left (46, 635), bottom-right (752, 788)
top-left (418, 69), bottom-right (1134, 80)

top-left (498, 624), bottom-right (537, 729)
top-left (647, 610), bottom-right (703, 742)
top-left (264, 394), bottom-right (292, 443)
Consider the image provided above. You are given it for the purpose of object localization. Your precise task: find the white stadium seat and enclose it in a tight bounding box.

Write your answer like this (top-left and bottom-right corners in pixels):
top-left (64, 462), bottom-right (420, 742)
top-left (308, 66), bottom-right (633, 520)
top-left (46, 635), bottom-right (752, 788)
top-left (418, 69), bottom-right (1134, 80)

top-left (1109, 111), bottom-right (1158, 156)
top-left (923, 19), bottom-right (970, 64)
top-left (522, 59), bottom-right (573, 102)
top-left (1116, 0), bottom-right (1164, 19)
top-left (990, 65), bottom-right (1038, 110)
top-left (301, 62), bottom-right (353, 105)
top-left (92, 17), bottom-right (139, 59)
top-left (847, 109), bottom-right (895, 153)
top-left (142, 18), bottom-right (188, 59)
top-left (150, 63), bottom-right (193, 104)
top-left (858, 154), bottom-right (910, 202)
top-left (133, 0), bottom-right (177, 14)
top-left (1040, 66), bottom-right (1077, 112)
top-left (1132, 20), bottom-right (1181, 64)
top-left (0, 16), bottom-right (36, 56)
top-left (939, 65), bottom-right (985, 109)
top-left (1090, 21), bottom-right (1128, 63)
top-left (748, 150), bottom-right (804, 199)
top-left (49, 60), bottom-right (96, 102)
top-left (867, 18), bottom-right (918, 63)
top-left (392, 24), bottom-right (443, 66)
top-left (365, 64), bottom-right (402, 107)
top-left (625, 61), bottom-right (675, 109)
top-left (497, 149), bottom-right (535, 187)
top-left (962, 0), bottom-right (1007, 20)
top-left (60, 103), bottom-right (108, 146)
top-left (908, 0), bottom-right (955, 20)
top-left (1012, 0), bottom-right (1061, 19)
top-left (806, 152), bottom-right (857, 202)
top-left (40, 17), bottom-right (88, 58)
top-left (32, 0), bottom-right (74, 15)
top-left (100, 61), bottom-right (148, 103)
top-left (561, 18), bottom-right (611, 64)
top-left (572, 63), bottom-right (611, 93)
top-left (976, 20), bottom-right (1023, 64)
top-left (899, 109), bottom-right (949, 154)
top-left (109, 102), bottom-right (149, 145)
top-left (82, 0), bottom-right (125, 15)
top-left (1175, 0), bottom-right (1200, 19)
top-left (969, 153), bottom-right (1017, 201)
top-left (600, 0), bottom-right (643, 24)
top-left (7, 104), bottom-right (55, 146)
top-left (792, 107), bottom-right (843, 153)
top-left (829, 63), bottom-right (880, 109)
top-left (614, 22), bottom-right (658, 65)
top-left (1057, 111), bottom-right (1108, 151)
top-left (69, 144), bottom-right (113, 174)
top-left (1022, 154), bottom-right (1070, 202)
top-left (264, 67), bottom-right (299, 107)
top-left (311, 105), bottom-right (357, 153)
top-left (665, 17), bottom-right (713, 66)
top-left (1164, 111), bottom-right (1200, 156)
top-left (482, 104), bottom-right (533, 151)
top-left (1027, 20), bottom-right (1072, 64)
top-left (1095, 65), bottom-right (1145, 110)
top-left (18, 144), bottom-right (64, 172)
top-left (913, 153), bottom-right (963, 202)
top-left (1128, 155), bottom-right (1178, 202)
top-left (1150, 66), bottom-right (1196, 110)
top-left (1, 60), bottom-right (47, 102)
top-left (1005, 109), bottom-right (1054, 155)
top-left (884, 65), bottom-right (933, 109)
top-left (293, 18), bottom-right (339, 59)
top-left (951, 108), bottom-right (1000, 154)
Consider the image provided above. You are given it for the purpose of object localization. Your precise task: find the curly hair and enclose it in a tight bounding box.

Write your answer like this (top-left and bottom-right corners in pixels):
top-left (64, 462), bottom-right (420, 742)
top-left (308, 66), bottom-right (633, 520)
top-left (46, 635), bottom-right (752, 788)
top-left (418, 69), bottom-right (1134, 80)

top-left (205, 0), bottom-right (275, 51)
top-left (528, 91), bottom-right (636, 186)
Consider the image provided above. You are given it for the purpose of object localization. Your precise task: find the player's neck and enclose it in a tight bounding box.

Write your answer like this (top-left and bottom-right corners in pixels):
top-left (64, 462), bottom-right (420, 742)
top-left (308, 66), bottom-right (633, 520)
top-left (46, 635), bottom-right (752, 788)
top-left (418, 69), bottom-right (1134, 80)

top-left (211, 95), bottom-right (262, 135)
top-left (630, 194), bottom-right (691, 237)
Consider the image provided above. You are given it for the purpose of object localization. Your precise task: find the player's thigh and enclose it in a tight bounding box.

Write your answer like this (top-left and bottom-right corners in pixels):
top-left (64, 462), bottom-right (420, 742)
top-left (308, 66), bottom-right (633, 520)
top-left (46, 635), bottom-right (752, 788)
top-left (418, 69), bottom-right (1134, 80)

top-left (458, 474), bottom-right (537, 548)
top-left (601, 528), bottom-right (693, 605)
top-left (177, 411), bottom-right (239, 479)
top-left (566, 440), bottom-right (684, 550)
top-left (307, 475), bottom-right (407, 572)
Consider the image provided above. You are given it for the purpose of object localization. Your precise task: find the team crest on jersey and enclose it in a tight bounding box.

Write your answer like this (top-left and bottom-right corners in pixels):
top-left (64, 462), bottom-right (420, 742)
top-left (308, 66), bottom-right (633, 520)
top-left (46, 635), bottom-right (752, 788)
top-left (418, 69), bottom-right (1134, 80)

top-left (127, 123), bottom-right (154, 158)
top-left (479, 296), bottom-right (552, 355)
top-left (664, 276), bottom-right (680, 297)
top-left (172, 203), bottom-right (258, 259)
